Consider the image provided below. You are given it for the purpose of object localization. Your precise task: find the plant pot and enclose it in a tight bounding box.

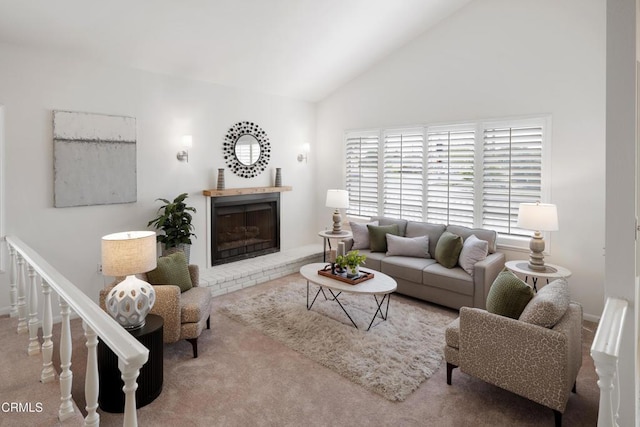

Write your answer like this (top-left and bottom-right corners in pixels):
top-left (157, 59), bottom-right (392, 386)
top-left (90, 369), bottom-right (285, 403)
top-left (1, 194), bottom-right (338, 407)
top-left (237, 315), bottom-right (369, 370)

top-left (346, 265), bottom-right (359, 278)
top-left (162, 243), bottom-right (191, 263)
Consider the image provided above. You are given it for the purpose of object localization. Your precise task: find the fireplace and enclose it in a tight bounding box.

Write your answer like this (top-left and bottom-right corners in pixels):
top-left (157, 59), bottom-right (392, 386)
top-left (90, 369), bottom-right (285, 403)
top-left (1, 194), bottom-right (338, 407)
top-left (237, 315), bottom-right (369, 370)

top-left (211, 193), bottom-right (280, 265)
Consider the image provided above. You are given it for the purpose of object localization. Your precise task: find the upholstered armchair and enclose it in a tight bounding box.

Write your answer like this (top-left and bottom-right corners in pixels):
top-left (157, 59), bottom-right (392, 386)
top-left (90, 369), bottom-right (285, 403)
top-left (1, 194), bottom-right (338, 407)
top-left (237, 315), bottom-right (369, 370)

top-left (100, 264), bottom-right (212, 358)
top-left (444, 300), bottom-right (582, 426)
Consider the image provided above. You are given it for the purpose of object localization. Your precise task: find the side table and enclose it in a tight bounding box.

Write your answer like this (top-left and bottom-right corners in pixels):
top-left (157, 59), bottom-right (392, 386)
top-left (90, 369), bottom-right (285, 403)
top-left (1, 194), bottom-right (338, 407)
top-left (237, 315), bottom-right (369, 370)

top-left (318, 230), bottom-right (353, 262)
top-left (505, 260), bottom-right (572, 292)
top-left (98, 314), bottom-right (164, 413)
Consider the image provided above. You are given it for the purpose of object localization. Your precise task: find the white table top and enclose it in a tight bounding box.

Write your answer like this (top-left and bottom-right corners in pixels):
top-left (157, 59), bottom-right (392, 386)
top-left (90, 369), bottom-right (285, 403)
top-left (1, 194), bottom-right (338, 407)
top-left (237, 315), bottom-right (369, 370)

top-left (318, 230), bottom-right (352, 239)
top-left (505, 260), bottom-right (572, 279)
top-left (300, 263), bottom-right (397, 295)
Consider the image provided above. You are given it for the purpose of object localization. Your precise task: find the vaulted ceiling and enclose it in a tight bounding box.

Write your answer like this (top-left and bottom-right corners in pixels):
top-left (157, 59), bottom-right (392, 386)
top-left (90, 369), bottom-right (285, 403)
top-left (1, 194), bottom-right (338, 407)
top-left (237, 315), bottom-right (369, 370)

top-left (0, 0), bottom-right (472, 102)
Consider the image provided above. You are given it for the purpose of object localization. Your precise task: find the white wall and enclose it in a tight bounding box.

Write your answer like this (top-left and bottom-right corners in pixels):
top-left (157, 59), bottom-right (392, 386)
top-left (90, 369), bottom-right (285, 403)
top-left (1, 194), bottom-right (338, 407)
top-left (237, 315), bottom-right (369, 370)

top-left (316, 0), bottom-right (606, 319)
top-left (0, 42), bottom-right (318, 311)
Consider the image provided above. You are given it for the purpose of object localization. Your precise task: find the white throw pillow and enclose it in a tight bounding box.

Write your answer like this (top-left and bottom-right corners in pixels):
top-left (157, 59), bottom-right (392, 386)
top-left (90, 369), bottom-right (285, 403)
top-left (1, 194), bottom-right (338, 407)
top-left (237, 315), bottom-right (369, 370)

top-left (385, 234), bottom-right (430, 258)
top-left (458, 234), bottom-right (489, 275)
top-left (350, 221), bottom-right (378, 250)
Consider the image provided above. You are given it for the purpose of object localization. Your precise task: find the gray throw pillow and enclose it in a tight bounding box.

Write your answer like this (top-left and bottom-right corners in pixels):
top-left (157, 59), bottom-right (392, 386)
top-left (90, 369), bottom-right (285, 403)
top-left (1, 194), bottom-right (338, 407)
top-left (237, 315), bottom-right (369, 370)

top-left (367, 224), bottom-right (400, 252)
top-left (434, 231), bottom-right (464, 268)
top-left (519, 279), bottom-right (570, 328)
top-left (386, 234), bottom-right (430, 258)
top-left (486, 269), bottom-right (534, 319)
top-left (350, 221), bottom-right (378, 250)
top-left (458, 234), bottom-right (489, 275)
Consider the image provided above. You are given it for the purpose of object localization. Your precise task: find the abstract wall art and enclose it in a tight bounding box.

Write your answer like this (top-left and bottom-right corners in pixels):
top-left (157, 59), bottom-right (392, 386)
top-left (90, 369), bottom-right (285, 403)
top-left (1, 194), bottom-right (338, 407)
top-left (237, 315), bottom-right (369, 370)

top-left (53, 110), bottom-right (137, 207)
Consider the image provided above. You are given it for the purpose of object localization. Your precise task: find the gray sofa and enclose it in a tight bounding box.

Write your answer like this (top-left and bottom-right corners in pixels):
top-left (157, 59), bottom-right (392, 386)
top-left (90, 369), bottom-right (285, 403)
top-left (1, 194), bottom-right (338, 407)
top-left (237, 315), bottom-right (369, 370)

top-left (343, 217), bottom-right (505, 310)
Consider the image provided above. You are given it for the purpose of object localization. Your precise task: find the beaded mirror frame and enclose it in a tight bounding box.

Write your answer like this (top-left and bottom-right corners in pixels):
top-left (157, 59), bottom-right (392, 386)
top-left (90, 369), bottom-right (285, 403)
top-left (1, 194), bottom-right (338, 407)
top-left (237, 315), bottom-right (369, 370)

top-left (222, 121), bottom-right (271, 178)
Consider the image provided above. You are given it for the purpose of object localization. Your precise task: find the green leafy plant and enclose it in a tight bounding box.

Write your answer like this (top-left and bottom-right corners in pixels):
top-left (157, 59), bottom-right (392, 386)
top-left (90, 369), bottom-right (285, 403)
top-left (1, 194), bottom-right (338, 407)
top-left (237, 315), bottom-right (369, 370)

top-left (147, 193), bottom-right (197, 248)
top-left (335, 250), bottom-right (367, 270)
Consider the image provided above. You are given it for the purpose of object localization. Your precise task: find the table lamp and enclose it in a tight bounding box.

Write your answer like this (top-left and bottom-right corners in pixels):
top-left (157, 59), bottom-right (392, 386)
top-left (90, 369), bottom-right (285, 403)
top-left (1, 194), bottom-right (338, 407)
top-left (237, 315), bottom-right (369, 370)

top-left (517, 202), bottom-right (558, 271)
top-left (325, 189), bottom-right (350, 234)
top-left (102, 231), bottom-right (158, 329)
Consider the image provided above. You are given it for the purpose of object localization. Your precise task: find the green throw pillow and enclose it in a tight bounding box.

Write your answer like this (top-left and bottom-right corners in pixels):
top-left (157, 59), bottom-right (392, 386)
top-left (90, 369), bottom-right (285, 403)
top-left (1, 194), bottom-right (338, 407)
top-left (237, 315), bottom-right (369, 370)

top-left (486, 269), bottom-right (534, 319)
top-left (146, 251), bottom-right (192, 293)
top-left (367, 224), bottom-right (400, 252)
top-left (434, 231), bottom-right (464, 268)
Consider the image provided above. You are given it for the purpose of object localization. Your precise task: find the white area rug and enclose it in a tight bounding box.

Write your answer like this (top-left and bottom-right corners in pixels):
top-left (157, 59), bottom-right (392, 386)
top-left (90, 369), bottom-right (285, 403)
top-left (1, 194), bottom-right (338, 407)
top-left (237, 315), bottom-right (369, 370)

top-left (220, 279), bottom-right (455, 401)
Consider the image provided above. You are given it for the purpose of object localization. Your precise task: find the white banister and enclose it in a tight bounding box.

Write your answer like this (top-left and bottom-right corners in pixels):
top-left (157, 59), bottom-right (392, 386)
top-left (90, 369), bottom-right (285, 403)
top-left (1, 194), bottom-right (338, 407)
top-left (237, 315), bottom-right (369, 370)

top-left (27, 265), bottom-right (40, 355)
top-left (16, 254), bottom-right (27, 334)
top-left (40, 279), bottom-right (56, 383)
top-left (590, 296), bottom-right (628, 427)
top-left (5, 235), bottom-right (149, 427)
top-left (8, 245), bottom-right (17, 317)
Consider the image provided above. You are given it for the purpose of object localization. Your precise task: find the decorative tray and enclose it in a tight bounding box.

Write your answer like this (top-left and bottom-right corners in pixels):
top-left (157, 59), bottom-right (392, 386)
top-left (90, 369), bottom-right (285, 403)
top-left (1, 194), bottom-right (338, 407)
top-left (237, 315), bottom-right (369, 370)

top-left (317, 264), bottom-right (374, 285)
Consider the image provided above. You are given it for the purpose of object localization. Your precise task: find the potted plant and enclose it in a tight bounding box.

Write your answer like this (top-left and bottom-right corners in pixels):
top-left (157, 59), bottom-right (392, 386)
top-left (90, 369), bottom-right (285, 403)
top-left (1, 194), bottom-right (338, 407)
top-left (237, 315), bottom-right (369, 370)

top-left (147, 193), bottom-right (196, 262)
top-left (335, 250), bottom-right (367, 278)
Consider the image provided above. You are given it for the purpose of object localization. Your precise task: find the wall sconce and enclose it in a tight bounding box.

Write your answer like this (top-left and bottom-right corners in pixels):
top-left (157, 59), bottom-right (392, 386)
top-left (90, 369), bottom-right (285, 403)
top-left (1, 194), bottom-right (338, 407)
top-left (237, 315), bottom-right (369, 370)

top-left (177, 135), bottom-right (192, 162)
top-left (297, 143), bottom-right (310, 163)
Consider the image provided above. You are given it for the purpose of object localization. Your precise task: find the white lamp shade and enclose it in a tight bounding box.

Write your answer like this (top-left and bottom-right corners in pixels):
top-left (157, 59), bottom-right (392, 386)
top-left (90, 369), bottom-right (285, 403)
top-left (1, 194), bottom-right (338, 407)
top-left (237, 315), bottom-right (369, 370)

top-left (325, 189), bottom-right (349, 209)
top-left (181, 135), bottom-right (193, 148)
top-left (102, 231), bottom-right (157, 277)
top-left (517, 203), bottom-right (559, 231)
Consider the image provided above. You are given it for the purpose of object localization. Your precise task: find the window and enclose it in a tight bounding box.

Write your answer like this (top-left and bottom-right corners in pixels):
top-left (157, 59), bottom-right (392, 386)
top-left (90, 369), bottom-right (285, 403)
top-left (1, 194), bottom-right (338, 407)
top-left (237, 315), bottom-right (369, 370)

top-left (383, 128), bottom-right (424, 221)
top-left (345, 132), bottom-right (379, 218)
top-left (426, 127), bottom-right (475, 227)
top-left (344, 116), bottom-right (549, 243)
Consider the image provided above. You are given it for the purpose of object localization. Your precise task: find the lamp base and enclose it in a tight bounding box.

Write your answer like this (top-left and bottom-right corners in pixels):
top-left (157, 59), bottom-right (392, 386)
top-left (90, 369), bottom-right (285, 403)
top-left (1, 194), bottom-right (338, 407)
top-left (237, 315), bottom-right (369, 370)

top-left (528, 232), bottom-right (547, 271)
top-left (106, 275), bottom-right (156, 329)
top-left (331, 209), bottom-right (343, 234)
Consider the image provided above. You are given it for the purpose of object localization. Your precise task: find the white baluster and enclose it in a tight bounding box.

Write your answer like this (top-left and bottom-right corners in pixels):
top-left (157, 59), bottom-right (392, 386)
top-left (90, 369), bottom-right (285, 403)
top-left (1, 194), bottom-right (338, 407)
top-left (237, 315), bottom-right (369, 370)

top-left (119, 358), bottom-right (141, 427)
top-left (58, 298), bottom-right (75, 421)
top-left (8, 245), bottom-right (18, 317)
top-left (594, 357), bottom-right (618, 427)
top-left (83, 321), bottom-right (100, 427)
top-left (40, 279), bottom-right (56, 383)
top-left (16, 254), bottom-right (27, 334)
top-left (27, 265), bottom-right (40, 355)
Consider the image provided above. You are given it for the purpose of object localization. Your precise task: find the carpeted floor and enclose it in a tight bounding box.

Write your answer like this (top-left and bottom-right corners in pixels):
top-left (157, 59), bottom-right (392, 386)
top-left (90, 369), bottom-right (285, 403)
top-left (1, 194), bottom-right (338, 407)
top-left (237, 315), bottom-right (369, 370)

top-left (1, 272), bottom-right (599, 426)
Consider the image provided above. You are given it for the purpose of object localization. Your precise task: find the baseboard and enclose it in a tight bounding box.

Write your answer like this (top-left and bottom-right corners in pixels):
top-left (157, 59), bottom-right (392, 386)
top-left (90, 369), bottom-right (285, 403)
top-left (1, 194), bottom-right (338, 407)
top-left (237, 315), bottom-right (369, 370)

top-left (583, 312), bottom-right (600, 323)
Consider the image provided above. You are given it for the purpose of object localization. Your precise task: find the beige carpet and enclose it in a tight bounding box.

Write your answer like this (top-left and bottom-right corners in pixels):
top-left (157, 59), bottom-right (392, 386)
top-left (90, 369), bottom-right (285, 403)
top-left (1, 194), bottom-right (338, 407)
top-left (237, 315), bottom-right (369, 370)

top-left (220, 280), bottom-right (454, 401)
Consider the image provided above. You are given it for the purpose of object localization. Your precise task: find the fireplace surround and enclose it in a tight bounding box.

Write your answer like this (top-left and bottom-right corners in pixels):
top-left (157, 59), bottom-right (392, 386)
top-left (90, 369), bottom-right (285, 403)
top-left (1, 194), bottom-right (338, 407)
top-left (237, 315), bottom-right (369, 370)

top-left (210, 193), bottom-right (280, 265)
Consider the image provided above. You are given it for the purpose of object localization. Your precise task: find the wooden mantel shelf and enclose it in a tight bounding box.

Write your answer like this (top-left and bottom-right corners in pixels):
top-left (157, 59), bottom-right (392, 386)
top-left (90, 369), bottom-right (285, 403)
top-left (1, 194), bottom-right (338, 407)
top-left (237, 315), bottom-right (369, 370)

top-left (202, 186), bottom-right (293, 197)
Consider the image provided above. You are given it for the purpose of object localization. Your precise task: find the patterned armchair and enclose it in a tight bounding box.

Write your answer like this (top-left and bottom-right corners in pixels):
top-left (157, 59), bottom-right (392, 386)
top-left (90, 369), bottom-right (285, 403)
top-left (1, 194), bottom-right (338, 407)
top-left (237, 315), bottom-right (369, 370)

top-left (100, 265), bottom-right (212, 358)
top-left (444, 302), bottom-right (582, 426)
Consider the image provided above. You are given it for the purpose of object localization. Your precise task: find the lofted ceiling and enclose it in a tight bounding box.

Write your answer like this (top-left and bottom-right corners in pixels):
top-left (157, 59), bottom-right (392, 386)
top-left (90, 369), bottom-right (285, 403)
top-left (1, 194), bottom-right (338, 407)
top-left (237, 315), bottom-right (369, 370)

top-left (0, 0), bottom-right (472, 102)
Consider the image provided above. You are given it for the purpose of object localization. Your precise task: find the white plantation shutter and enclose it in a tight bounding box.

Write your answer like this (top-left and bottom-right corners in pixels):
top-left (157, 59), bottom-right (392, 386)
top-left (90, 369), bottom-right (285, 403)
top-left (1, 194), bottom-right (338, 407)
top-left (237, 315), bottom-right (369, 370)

top-left (383, 129), bottom-right (424, 221)
top-left (426, 128), bottom-right (475, 227)
top-left (482, 125), bottom-right (543, 235)
top-left (345, 133), bottom-right (379, 217)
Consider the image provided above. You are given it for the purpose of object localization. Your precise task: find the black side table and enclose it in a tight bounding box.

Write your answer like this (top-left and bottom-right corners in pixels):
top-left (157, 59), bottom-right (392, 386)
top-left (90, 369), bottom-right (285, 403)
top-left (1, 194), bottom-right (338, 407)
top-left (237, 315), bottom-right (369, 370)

top-left (98, 314), bottom-right (164, 413)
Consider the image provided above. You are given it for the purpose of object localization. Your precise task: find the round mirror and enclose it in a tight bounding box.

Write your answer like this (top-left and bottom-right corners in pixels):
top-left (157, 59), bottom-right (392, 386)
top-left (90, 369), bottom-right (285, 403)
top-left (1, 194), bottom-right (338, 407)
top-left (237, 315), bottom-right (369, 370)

top-left (223, 121), bottom-right (271, 178)
top-left (234, 134), bottom-right (261, 166)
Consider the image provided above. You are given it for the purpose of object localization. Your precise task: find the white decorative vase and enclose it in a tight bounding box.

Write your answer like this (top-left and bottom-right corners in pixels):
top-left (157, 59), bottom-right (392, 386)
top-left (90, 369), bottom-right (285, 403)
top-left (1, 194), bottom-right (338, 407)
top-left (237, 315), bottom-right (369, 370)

top-left (347, 265), bottom-right (360, 278)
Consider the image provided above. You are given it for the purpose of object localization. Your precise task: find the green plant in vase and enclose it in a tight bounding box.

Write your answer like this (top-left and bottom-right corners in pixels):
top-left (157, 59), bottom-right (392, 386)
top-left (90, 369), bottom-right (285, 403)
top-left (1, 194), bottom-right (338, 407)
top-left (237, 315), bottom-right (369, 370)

top-left (147, 193), bottom-right (196, 261)
top-left (335, 250), bottom-right (367, 278)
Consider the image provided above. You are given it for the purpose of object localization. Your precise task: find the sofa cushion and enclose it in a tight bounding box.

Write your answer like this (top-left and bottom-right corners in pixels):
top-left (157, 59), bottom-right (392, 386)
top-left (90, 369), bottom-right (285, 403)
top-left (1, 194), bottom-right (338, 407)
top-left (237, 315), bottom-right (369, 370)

top-left (146, 251), bottom-right (192, 293)
top-left (180, 286), bottom-right (211, 323)
top-left (352, 249), bottom-right (386, 272)
top-left (486, 269), bottom-right (534, 319)
top-left (458, 235), bottom-right (489, 275)
top-left (368, 224), bottom-right (400, 252)
top-left (381, 256), bottom-right (437, 283)
top-left (350, 220), bottom-right (378, 250)
top-left (406, 221), bottom-right (446, 258)
top-left (372, 217), bottom-right (408, 236)
top-left (386, 234), bottom-right (430, 258)
top-left (446, 225), bottom-right (497, 254)
top-left (519, 279), bottom-right (570, 328)
top-left (434, 231), bottom-right (464, 268)
top-left (445, 317), bottom-right (460, 349)
top-left (423, 263), bottom-right (473, 296)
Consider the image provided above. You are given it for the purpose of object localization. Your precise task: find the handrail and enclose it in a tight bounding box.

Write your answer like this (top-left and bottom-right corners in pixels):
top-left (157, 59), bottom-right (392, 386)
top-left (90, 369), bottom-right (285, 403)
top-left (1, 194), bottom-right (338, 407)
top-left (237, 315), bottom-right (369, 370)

top-left (6, 235), bottom-right (148, 367)
top-left (590, 296), bottom-right (628, 427)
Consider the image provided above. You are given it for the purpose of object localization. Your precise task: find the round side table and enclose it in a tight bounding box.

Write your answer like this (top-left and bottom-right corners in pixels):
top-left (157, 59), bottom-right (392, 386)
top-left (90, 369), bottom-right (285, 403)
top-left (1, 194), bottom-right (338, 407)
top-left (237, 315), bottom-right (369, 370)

top-left (318, 230), bottom-right (353, 262)
top-left (505, 260), bottom-right (572, 292)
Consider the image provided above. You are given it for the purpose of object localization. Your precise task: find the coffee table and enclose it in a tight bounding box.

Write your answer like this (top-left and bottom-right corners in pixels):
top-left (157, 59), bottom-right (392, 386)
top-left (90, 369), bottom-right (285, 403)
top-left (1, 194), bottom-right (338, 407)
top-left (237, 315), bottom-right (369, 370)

top-left (300, 263), bottom-right (397, 331)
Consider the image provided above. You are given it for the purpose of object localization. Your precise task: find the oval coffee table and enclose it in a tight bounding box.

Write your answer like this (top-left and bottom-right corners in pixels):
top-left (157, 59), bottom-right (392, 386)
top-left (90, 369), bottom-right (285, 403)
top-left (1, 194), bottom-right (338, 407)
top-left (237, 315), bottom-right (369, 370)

top-left (300, 263), bottom-right (397, 331)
